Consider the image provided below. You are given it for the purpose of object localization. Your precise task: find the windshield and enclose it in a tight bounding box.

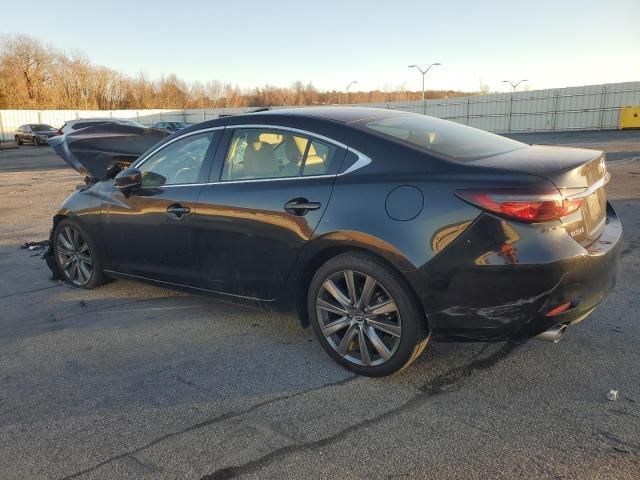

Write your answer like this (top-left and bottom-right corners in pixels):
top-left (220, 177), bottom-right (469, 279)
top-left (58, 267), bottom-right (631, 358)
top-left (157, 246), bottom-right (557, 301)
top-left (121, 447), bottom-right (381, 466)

top-left (169, 122), bottom-right (187, 128)
top-left (361, 114), bottom-right (526, 161)
top-left (31, 124), bottom-right (54, 132)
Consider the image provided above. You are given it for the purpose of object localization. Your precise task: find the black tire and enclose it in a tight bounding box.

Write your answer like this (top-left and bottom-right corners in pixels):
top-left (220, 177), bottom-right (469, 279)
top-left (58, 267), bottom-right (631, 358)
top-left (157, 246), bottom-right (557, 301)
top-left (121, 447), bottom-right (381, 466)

top-left (53, 218), bottom-right (107, 289)
top-left (308, 252), bottom-right (429, 377)
top-left (32, 136), bottom-right (40, 146)
top-left (15, 136), bottom-right (23, 146)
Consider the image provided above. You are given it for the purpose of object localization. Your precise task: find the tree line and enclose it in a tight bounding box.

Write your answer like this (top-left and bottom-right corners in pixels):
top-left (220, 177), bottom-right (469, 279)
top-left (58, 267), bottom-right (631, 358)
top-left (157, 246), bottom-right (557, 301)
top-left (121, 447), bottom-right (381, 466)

top-left (0, 34), bottom-right (473, 110)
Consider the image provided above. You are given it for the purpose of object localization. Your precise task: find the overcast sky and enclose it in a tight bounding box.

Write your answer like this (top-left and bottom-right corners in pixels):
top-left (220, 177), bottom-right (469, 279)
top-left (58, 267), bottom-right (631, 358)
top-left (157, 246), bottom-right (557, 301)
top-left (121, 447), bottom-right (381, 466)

top-left (7, 0), bottom-right (639, 92)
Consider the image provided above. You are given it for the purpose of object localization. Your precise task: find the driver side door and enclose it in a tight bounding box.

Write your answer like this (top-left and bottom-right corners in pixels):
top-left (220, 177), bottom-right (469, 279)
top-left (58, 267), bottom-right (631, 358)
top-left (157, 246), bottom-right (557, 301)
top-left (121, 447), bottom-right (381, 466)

top-left (102, 129), bottom-right (221, 286)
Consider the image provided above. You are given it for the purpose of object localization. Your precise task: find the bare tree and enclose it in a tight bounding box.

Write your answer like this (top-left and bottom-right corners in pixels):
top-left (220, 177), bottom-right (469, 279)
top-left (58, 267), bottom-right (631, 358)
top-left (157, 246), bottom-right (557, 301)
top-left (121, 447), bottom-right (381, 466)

top-left (0, 34), bottom-right (52, 106)
top-left (0, 34), bottom-right (474, 110)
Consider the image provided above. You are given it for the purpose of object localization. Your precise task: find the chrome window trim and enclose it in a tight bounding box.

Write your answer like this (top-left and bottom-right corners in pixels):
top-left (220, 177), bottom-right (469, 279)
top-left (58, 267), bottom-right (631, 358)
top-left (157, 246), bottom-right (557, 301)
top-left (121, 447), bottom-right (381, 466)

top-left (342, 151), bottom-right (372, 174)
top-left (158, 174), bottom-right (337, 188)
top-left (132, 123), bottom-right (372, 187)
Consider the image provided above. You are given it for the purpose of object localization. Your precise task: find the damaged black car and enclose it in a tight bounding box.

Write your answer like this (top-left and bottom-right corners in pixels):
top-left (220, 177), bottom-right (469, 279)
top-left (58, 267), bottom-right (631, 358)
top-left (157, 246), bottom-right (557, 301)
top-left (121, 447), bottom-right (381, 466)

top-left (46, 108), bottom-right (622, 376)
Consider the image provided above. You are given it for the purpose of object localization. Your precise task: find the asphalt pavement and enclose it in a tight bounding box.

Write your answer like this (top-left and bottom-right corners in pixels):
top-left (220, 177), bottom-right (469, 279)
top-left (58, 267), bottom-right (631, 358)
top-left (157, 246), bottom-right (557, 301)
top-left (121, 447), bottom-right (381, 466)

top-left (0, 136), bottom-right (638, 479)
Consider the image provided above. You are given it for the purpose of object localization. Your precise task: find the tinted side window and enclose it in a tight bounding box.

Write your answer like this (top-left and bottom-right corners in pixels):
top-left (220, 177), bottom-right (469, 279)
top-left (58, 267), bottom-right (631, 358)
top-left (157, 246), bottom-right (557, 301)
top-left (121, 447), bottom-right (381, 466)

top-left (222, 129), bottom-right (309, 181)
top-left (138, 132), bottom-right (214, 187)
top-left (221, 128), bottom-right (342, 181)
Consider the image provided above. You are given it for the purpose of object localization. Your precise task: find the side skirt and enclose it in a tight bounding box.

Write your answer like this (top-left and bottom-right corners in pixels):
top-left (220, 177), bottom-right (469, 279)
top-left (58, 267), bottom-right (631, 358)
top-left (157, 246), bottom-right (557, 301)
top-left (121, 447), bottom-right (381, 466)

top-left (102, 269), bottom-right (286, 313)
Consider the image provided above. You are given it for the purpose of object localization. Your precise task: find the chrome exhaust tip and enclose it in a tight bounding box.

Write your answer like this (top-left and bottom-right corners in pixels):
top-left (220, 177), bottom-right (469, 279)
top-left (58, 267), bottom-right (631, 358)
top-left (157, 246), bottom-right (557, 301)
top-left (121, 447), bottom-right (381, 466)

top-left (535, 324), bottom-right (568, 343)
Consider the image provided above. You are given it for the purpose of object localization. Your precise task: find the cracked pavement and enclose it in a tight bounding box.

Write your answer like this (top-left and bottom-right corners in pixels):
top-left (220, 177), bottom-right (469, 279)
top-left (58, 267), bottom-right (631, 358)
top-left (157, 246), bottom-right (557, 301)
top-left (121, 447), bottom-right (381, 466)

top-left (1, 134), bottom-right (639, 479)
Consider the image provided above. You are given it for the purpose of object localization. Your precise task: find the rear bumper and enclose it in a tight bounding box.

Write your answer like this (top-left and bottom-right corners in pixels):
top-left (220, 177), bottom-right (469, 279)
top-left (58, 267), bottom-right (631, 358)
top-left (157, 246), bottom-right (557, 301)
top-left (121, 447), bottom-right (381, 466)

top-left (407, 202), bottom-right (622, 341)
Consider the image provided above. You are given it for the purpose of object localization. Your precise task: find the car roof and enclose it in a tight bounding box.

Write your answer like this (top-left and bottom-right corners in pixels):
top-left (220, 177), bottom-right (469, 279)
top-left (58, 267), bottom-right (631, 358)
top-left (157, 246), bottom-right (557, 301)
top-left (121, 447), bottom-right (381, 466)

top-left (185, 107), bottom-right (407, 132)
top-left (246, 106), bottom-right (404, 124)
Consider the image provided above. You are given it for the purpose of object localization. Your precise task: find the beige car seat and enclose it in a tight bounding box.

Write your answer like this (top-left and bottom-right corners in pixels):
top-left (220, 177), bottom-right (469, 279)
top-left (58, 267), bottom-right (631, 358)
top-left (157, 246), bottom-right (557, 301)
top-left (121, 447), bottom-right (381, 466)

top-left (242, 133), bottom-right (279, 178)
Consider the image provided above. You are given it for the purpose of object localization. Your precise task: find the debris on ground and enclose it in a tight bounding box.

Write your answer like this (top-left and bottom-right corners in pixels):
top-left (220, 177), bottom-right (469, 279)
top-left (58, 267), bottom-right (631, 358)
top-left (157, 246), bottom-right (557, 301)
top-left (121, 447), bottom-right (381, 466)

top-left (20, 240), bottom-right (49, 250)
top-left (607, 389), bottom-right (620, 401)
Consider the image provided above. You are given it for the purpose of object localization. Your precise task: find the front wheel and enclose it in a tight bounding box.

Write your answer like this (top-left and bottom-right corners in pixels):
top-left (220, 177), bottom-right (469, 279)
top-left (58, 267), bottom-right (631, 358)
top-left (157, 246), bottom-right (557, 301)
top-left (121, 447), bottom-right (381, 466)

top-left (15, 136), bottom-right (23, 145)
top-left (308, 252), bottom-right (429, 376)
top-left (32, 137), bottom-right (40, 146)
top-left (53, 219), bottom-right (107, 289)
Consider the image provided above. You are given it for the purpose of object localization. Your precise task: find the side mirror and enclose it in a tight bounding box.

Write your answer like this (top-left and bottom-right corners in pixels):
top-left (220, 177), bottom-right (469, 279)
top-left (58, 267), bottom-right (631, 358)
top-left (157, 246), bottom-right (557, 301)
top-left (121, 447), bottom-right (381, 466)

top-left (115, 167), bottom-right (142, 191)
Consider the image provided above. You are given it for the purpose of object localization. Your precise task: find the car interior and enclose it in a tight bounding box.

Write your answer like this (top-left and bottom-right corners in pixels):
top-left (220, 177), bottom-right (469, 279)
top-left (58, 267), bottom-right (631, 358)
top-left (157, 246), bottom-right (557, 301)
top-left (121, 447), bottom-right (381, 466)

top-left (223, 129), bottom-right (333, 181)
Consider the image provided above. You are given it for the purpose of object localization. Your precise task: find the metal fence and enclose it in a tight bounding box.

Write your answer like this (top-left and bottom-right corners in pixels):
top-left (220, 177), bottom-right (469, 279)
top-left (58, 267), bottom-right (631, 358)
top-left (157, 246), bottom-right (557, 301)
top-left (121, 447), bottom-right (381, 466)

top-left (1, 81), bottom-right (639, 142)
top-left (348, 81), bottom-right (640, 133)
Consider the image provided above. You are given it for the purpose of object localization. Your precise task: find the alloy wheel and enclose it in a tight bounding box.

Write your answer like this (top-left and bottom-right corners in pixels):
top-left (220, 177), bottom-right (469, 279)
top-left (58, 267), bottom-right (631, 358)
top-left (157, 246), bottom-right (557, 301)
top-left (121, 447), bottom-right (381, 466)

top-left (316, 270), bottom-right (402, 366)
top-left (56, 226), bottom-right (93, 286)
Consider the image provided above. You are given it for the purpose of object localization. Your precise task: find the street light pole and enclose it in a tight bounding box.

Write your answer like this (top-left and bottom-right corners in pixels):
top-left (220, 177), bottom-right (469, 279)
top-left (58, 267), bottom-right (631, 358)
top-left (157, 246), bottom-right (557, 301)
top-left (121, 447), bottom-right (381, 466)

top-left (345, 80), bottom-right (358, 104)
top-left (502, 79), bottom-right (528, 92)
top-left (408, 63), bottom-right (441, 114)
top-left (501, 80), bottom-right (527, 133)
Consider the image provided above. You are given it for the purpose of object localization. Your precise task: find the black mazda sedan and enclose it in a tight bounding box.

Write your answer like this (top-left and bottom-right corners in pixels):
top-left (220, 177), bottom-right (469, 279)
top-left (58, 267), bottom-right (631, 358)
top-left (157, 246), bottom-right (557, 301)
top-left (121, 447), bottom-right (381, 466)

top-left (47, 107), bottom-right (622, 376)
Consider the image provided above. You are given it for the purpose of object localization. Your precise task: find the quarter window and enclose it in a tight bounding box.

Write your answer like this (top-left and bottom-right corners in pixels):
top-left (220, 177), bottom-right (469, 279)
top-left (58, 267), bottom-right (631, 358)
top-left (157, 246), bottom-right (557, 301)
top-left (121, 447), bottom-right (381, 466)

top-left (138, 132), bottom-right (214, 187)
top-left (221, 128), bottom-right (338, 181)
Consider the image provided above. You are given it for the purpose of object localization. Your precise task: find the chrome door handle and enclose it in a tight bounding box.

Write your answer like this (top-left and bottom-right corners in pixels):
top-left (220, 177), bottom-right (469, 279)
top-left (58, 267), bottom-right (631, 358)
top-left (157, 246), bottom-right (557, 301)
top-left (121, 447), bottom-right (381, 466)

top-left (166, 204), bottom-right (191, 219)
top-left (284, 198), bottom-right (321, 216)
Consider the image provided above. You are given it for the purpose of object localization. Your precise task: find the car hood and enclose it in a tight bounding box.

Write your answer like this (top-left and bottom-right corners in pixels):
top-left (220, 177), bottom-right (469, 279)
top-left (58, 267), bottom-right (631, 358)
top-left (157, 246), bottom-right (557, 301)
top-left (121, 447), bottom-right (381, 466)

top-left (49, 123), bottom-right (169, 179)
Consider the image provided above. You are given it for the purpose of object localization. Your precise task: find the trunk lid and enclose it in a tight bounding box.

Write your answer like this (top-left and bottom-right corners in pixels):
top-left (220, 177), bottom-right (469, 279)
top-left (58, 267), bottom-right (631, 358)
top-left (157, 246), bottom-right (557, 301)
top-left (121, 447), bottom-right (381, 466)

top-left (471, 145), bottom-right (609, 245)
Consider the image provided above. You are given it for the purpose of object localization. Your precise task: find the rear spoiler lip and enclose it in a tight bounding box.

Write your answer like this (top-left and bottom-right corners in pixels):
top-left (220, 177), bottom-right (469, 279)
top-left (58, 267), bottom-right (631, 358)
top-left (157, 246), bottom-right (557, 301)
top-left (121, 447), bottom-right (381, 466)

top-left (562, 172), bottom-right (611, 200)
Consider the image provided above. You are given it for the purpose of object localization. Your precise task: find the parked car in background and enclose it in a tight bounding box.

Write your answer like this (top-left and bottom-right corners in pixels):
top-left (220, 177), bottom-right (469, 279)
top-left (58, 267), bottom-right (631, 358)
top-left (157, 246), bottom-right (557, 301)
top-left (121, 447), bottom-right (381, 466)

top-left (15, 124), bottom-right (57, 146)
top-left (57, 118), bottom-right (144, 136)
top-left (151, 121), bottom-right (188, 133)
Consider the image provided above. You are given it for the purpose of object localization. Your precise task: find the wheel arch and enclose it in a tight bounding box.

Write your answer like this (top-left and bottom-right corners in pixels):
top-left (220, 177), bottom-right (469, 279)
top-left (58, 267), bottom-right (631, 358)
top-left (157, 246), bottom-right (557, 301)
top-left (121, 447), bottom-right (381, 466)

top-left (290, 239), bottom-right (428, 330)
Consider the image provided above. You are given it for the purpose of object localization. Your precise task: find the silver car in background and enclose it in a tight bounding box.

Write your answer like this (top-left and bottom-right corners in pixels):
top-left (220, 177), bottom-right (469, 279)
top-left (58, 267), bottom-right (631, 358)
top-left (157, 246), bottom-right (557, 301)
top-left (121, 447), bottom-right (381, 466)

top-left (14, 124), bottom-right (57, 146)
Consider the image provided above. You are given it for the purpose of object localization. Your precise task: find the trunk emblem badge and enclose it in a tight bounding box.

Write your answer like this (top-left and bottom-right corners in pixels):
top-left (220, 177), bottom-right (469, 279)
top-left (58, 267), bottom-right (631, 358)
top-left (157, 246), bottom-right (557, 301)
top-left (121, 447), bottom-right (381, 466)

top-left (570, 226), bottom-right (585, 237)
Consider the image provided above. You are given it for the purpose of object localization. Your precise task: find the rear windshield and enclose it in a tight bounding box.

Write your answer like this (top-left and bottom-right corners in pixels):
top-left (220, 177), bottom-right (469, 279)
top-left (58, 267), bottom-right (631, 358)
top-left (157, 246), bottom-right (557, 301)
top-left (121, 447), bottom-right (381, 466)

top-left (73, 121), bottom-right (107, 130)
top-left (361, 114), bottom-right (526, 161)
top-left (30, 124), bottom-right (54, 131)
top-left (73, 119), bottom-right (144, 130)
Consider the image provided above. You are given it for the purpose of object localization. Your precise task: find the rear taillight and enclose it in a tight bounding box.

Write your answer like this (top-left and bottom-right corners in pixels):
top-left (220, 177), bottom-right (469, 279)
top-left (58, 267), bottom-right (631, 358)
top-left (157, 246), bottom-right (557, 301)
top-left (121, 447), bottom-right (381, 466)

top-left (56, 129), bottom-right (63, 136)
top-left (456, 189), bottom-right (582, 223)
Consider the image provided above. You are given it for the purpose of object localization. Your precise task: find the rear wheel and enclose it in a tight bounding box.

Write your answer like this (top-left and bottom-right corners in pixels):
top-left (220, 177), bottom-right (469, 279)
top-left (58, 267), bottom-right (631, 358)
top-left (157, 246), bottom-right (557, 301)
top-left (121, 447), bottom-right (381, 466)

top-left (53, 219), bottom-right (106, 289)
top-left (308, 252), bottom-right (429, 376)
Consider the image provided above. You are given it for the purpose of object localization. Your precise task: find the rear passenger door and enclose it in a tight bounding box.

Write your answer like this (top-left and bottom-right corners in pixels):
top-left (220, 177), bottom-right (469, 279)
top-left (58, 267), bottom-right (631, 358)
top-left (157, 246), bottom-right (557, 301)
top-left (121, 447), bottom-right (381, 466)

top-left (194, 126), bottom-right (346, 299)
